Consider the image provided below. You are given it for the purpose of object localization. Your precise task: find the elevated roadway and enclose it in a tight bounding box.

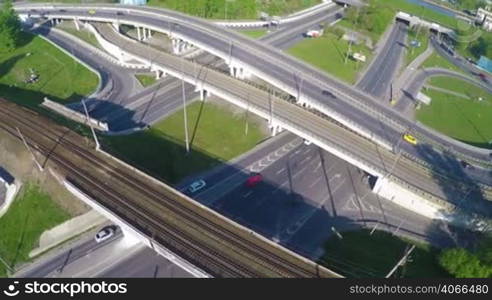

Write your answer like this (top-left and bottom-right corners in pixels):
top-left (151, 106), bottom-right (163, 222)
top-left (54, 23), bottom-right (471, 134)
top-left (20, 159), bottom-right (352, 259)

top-left (92, 22), bottom-right (492, 217)
top-left (14, 4), bottom-right (492, 167)
top-left (12, 4), bottom-right (492, 217)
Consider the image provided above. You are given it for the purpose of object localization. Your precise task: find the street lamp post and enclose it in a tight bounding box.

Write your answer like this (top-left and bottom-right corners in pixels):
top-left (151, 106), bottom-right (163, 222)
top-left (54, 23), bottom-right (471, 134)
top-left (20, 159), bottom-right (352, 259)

top-left (81, 99), bottom-right (100, 151)
top-left (181, 58), bottom-right (190, 153)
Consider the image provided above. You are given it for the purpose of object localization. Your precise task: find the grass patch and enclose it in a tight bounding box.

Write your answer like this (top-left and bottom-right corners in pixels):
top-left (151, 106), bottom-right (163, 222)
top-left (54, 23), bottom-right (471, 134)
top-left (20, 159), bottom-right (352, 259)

top-left (287, 33), bottom-right (371, 84)
top-left (102, 101), bottom-right (266, 184)
top-left (421, 52), bottom-right (465, 74)
top-left (372, 0), bottom-right (457, 29)
top-left (238, 30), bottom-right (268, 39)
top-left (0, 31), bottom-right (99, 106)
top-left (428, 76), bottom-right (492, 100)
top-left (146, 0), bottom-right (321, 19)
top-left (320, 229), bottom-right (449, 278)
top-left (416, 84), bottom-right (492, 149)
top-left (406, 29), bottom-right (429, 66)
top-left (0, 184), bottom-right (70, 277)
top-left (135, 73), bottom-right (158, 87)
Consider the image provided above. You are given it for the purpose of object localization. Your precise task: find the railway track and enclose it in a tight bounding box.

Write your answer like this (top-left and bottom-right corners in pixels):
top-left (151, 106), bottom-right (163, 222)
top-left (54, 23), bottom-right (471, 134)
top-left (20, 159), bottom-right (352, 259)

top-left (0, 98), bottom-right (341, 278)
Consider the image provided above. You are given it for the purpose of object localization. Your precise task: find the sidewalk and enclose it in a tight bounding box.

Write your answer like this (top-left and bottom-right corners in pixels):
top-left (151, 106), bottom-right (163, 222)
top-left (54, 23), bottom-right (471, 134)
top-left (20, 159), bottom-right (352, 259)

top-left (29, 209), bottom-right (108, 258)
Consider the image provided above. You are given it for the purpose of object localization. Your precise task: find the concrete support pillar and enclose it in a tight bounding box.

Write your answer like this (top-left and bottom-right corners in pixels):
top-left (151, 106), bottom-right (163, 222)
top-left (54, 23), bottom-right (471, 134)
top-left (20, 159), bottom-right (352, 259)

top-left (74, 19), bottom-right (80, 31)
top-left (154, 69), bottom-right (162, 79)
top-left (137, 27), bottom-right (142, 41)
top-left (199, 89), bottom-right (208, 101)
top-left (269, 124), bottom-right (283, 137)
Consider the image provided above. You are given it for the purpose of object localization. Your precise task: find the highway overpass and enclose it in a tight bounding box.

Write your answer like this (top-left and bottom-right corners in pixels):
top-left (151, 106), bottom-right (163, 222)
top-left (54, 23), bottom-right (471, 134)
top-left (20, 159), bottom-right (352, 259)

top-left (13, 4), bottom-right (492, 225)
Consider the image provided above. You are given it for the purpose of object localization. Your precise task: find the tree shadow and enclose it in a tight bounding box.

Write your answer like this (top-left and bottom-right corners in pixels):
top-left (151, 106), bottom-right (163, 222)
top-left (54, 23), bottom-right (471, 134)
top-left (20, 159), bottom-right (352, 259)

top-left (0, 54), bottom-right (26, 78)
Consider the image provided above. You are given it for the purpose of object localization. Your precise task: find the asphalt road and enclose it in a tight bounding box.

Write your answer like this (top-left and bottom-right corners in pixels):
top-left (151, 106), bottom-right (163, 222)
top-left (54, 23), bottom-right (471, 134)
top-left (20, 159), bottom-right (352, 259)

top-left (97, 247), bottom-right (193, 278)
top-left (357, 21), bottom-right (408, 99)
top-left (16, 227), bottom-right (123, 278)
top-left (183, 133), bottom-right (478, 259)
top-left (15, 226), bottom-right (193, 278)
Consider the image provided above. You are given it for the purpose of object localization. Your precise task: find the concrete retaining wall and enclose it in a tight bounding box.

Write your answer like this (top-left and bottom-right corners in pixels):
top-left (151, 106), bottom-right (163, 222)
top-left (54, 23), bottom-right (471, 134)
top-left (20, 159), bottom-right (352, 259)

top-left (42, 97), bottom-right (109, 132)
top-left (0, 178), bottom-right (19, 219)
top-left (373, 176), bottom-right (491, 232)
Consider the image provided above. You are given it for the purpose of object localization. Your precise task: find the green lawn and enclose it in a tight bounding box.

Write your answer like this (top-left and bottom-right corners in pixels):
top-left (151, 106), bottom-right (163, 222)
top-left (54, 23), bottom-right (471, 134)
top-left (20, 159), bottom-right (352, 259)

top-left (338, 0), bottom-right (457, 45)
top-left (0, 184), bottom-right (70, 277)
top-left (238, 30), bottom-right (268, 39)
top-left (320, 230), bottom-right (449, 278)
top-left (0, 32), bottom-right (99, 106)
top-left (135, 73), bottom-right (158, 87)
top-left (406, 29), bottom-right (429, 67)
top-left (421, 52), bottom-right (465, 74)
top-left (416, 81), bottom-right (492, 149)
top-left (102, 101), bottom-right (266, 184)
top-left (287, 32), bottom-right (372, 84)
top-left (371, 0), bottom-right (457, 30)
top-left (427, 76), bottom-right (492, 100)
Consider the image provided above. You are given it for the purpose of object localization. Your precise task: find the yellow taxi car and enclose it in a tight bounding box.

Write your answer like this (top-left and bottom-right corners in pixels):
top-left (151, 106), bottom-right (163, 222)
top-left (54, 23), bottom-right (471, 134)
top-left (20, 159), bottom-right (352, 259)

top-left (403, 133), bottom-right (418, 145)
top-left (88, 9), bottom-right (96, 15)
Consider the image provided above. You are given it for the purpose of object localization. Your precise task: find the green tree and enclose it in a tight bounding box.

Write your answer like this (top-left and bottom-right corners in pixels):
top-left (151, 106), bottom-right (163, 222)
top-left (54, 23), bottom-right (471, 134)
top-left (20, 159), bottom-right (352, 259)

top-left (0, 0), bottom-right (21, 53)
top-left (439, 247), bottom-right (492, 278)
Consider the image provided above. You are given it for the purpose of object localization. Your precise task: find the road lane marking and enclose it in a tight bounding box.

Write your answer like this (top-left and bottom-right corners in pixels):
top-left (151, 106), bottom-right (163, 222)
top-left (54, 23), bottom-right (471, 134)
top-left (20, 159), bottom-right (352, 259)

top-left (276, 168), bottom-right (286, 175)
top-left (243, 191), bottom-right (253, 198)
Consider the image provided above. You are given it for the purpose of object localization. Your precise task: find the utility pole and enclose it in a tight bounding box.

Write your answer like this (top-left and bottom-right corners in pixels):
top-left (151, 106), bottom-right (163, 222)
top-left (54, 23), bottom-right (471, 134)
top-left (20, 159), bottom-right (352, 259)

top-left (385, 245), bottom-right (415, 278)
top-left (228, 40), bottom-right (233, 65)
top-left (81, 99), bottom-right (100, 151)
top-left (244, 94), bottom-right (250, 136)
top-left (345, 7), bottom-right (359, 64)
top-left (296, 72), bottom-right (304, 103)
top-left (16, 127), bottom-right (43, 172)
top-left (181, 58), bottom-right (190, 153)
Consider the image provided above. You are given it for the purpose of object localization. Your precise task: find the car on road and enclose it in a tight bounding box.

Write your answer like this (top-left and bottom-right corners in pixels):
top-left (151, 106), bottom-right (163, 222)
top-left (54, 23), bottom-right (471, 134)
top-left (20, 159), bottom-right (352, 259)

top-left (95, 226), bottom-right (115, 243)
top-left (460, 160), bottom-right (473, 169)
top-left (322, 90), bottom-right (336, 98)
top-left (88, 9), bottom-right (96, 15)
top-left (246, 174), bottom-right (263, 188)
top-left (478, 73), bottom-right (488, 82)
top-left (188, 179), bottom-right (206, 193)
top-left (116, 11), bottom-right (124, 16)
top-left (403, 133), bottom-right (418, 145)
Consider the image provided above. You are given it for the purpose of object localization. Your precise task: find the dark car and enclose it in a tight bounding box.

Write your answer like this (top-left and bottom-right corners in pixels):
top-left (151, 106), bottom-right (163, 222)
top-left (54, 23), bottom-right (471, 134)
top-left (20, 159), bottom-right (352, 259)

top-left (460, 160), bottom-right (473, 169)
top-left (116, 11), bottom-right (124, 16)
top-left (59, 9), bottom-right (66, 12)
top-left (322, 90), bottom-right (336, 98)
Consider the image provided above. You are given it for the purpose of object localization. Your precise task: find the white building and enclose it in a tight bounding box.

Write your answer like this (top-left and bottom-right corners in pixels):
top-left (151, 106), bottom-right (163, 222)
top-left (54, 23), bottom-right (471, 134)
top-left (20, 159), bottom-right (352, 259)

top-left (476, 7), bottom-right (492, 31)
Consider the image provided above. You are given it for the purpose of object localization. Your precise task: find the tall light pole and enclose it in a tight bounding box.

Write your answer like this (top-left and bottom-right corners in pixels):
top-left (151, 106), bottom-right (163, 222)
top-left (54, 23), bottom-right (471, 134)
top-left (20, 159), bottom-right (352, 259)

top-left (81, 99), bottom-right (100, 151)
top-left (181, 58), bottom-right (190, 153)
top-left (244, 94), bottom-right (250, 136)
top-left (16, 127), bottom-right (43, 172)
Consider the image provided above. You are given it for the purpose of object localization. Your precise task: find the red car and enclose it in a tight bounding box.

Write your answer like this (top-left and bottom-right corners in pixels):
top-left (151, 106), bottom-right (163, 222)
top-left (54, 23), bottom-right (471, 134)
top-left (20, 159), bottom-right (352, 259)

top-left (246, 174), bottom-right (263, 188)
top-left (479, 73), bottom-right (488, 82)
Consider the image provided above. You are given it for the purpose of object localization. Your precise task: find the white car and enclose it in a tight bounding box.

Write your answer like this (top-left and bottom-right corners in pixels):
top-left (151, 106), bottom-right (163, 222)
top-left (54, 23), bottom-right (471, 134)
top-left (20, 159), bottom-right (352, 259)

top-left (94, 227), bottom-right (115, 243)
top-left (188, 179), bottom-right (206, 193)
